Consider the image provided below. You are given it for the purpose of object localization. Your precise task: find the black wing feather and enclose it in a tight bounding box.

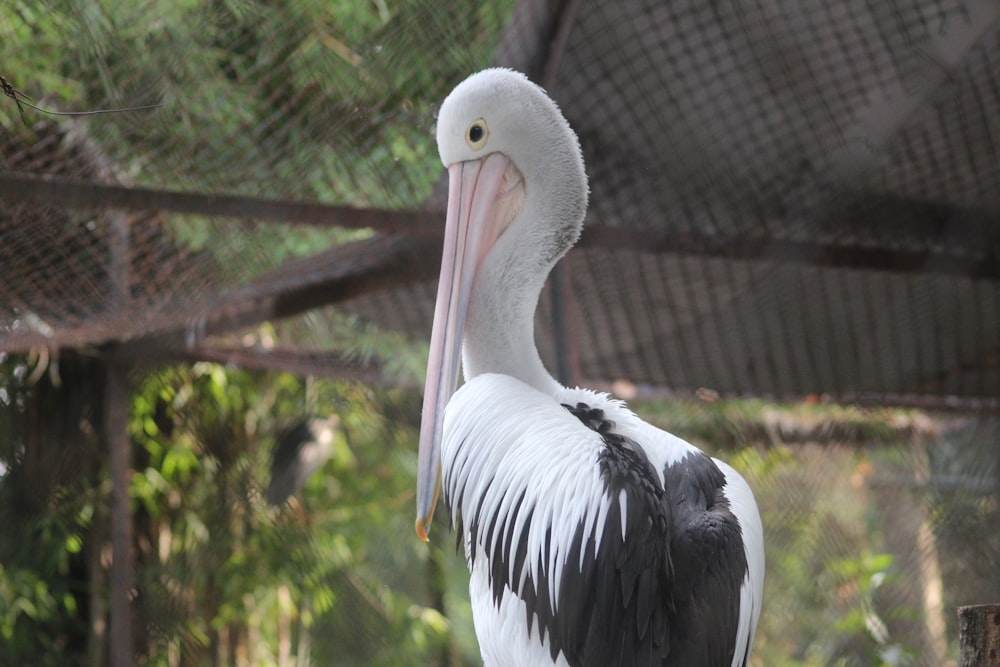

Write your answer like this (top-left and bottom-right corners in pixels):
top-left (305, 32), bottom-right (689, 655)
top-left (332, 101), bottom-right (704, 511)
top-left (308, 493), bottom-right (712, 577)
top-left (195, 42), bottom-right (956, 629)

top-left (449, 401), bottom-right (749, 667)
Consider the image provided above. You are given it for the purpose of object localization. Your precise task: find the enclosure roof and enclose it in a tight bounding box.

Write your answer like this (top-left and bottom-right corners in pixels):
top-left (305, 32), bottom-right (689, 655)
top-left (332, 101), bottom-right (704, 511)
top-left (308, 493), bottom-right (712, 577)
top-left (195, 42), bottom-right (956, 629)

top-left (343, 0), bottom-right (1000, 405)
top-left (2, 0), bottom-right (998, 408)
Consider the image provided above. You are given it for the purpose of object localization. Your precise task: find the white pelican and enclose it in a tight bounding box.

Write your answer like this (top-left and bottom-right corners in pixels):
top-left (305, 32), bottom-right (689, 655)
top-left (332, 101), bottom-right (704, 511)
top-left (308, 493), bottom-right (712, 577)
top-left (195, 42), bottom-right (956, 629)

top-left (416, 68), bottom-right (764, 667)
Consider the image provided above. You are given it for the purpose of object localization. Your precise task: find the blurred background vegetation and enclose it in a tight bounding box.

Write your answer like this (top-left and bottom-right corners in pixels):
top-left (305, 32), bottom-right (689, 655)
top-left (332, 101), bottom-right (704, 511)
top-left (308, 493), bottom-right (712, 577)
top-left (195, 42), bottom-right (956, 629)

top-left (2, 0), bottom-right (999, 666)
top-left (3, 348), bottom-right (998, 666)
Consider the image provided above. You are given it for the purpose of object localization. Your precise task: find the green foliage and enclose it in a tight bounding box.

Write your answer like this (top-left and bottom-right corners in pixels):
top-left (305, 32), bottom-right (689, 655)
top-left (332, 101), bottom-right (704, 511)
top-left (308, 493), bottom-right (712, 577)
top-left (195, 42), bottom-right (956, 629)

top-left (4, 0), bottom-right (512, 201)
top-left (4, 0), bottom-right (515, 280)
top-left (0, 352), bottom-right (992, 665)
top-left (0, 349), bottom-right (478, 664)
top-left (125, 364), bottom-right (475, 665)
top-left (0, 354), bottom-right (103, 665)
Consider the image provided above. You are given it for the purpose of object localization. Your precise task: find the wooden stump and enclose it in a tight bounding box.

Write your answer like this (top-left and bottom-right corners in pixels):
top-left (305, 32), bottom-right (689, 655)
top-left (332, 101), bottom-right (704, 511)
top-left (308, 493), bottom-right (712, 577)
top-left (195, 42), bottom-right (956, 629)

top-left (959, 604), bottom-right (1000, 667)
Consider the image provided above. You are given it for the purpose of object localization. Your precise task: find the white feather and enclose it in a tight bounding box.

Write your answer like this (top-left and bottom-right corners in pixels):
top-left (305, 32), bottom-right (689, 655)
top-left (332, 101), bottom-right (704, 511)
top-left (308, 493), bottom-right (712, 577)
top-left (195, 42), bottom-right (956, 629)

top-left (443, 375), bottom-right (608, 650)
top-left (431, 68), bottom-right (765, 667)
top-left (715, 458), bottom-right (766, 667)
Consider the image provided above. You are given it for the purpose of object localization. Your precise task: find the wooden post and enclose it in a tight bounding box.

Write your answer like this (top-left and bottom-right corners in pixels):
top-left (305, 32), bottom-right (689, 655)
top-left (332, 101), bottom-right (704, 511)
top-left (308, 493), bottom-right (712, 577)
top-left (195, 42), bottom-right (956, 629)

top-left (105, 203), bottom-right (134, 666)
top-left (958, 604), bottom-right (1000, 667)
top-left (105, 356), bottom-right (133, 666)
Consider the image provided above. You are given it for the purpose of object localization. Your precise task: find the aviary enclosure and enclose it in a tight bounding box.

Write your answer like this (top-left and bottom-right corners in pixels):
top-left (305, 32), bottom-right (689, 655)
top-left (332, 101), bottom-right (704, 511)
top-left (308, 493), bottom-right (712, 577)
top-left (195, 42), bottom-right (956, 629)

top-left (1, 0), bottom-right (998, 665)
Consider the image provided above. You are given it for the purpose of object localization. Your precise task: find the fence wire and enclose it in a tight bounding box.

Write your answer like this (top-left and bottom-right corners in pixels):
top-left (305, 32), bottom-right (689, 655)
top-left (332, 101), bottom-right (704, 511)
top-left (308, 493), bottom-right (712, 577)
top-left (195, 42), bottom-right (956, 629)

top-left (2, 0), bottom-right (999, 665)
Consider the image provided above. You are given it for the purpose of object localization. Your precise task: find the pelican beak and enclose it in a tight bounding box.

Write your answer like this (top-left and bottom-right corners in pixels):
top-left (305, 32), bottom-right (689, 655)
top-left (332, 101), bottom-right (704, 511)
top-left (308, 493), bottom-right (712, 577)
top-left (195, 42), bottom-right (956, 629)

top-left (416, 152), bottom-right (519, 541)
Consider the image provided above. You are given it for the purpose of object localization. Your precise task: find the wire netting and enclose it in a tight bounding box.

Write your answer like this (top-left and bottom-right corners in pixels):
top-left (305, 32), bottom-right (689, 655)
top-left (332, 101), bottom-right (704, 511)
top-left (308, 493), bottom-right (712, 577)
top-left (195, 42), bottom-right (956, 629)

top-left (2, 0), bottom-right (999, 665)
top-left (2, 0), bottom-right (999, 402)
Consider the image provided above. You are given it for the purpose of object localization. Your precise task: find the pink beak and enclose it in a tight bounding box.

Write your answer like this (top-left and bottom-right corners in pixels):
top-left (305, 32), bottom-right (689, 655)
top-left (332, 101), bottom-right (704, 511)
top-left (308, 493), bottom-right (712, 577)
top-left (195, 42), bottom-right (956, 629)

top-left (416, 152), bottom-right (512, 540)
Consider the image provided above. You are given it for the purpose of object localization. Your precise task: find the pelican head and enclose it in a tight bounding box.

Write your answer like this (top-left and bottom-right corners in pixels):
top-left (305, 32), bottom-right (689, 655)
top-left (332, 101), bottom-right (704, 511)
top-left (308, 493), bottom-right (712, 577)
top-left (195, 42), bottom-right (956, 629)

top-left (416, 69), bottom-right (589, 539)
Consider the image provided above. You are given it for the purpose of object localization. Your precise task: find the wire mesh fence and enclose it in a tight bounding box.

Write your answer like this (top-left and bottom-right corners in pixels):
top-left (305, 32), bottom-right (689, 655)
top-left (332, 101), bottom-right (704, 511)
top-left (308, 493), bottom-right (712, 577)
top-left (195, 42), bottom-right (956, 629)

top-left (3, 0), bottom-right (999, 401)
top-left (2, 0), bottom-right (999, 665)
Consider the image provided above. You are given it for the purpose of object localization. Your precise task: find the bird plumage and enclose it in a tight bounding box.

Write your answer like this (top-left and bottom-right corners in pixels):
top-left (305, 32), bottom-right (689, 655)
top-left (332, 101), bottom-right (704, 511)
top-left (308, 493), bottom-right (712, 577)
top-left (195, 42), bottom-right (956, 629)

top-left (442, 375), bottom-right (762, 666)
top-left (417, 68), bottom-right (764, 667)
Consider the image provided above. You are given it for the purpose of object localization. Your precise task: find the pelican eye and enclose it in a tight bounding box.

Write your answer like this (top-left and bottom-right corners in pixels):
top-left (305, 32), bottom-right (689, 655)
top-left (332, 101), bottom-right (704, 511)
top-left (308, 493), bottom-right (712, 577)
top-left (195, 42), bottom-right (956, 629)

top-left (466, 119), bottom-right (488, 150)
